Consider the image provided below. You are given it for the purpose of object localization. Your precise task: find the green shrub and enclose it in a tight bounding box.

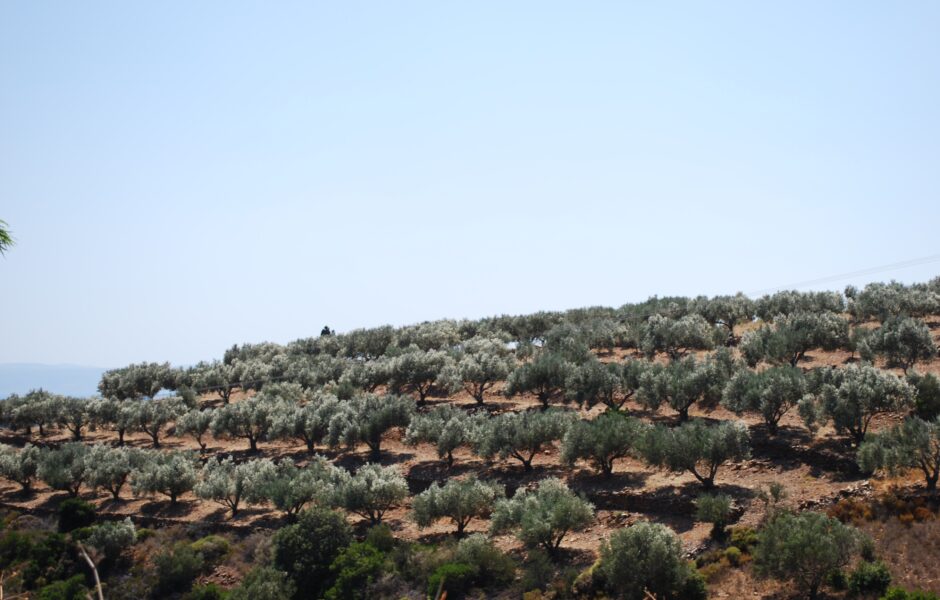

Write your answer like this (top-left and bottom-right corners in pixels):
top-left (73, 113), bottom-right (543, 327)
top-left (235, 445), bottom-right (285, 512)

top-left (228, 566), bottom-right (295, 600)
top-left (272, 508), bottom-right (352, 599)
top-left (454, 534), bottom-right (515, 587)
top-left (35, 575), bottom-right (88, 600)
top-left (365, 524), bottom-right (396, 553)
top-left (427, 562), bottom-right (476, 599)
top-left (521, 549), bottom-right (554, 592)
top-left (190, 535), bottom-right (231, 565)
top-left (849, 561), bottom-right (892, 596)
top-left (882, 588), bottom-right (940, 600)
top-left (57, 498), bottom-right (95, 533)
top-left (184, 583), bottom-right (228, 600)
top-left (154, 543), bottom-right (205, 595)
top-left (724, 546), bottom-right (742, 567)
top-left (597, 521), bottom-right (703, 600)
top-left (325, 542), bottom-right (386, 600)
top-left (695, 493), bottom-right (733, 539)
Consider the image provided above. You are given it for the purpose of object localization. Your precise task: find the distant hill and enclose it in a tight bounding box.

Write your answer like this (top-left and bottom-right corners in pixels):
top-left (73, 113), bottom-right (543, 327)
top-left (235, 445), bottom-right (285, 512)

top-left (0, 363), bottom-right (108, 398)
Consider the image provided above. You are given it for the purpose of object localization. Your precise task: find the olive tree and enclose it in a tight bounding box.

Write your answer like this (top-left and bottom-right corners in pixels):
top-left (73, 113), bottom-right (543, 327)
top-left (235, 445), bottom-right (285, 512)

top-left (38, 442), bottom-right (89, 497)
top-left (86, 398), bottom-right (136, 446)
top-left (191, 361), bottom-right (241, 405)
top-left (195, 456), bottom-right (278, 517)
top-left (55, 396), bottom-right (90, 440)
top-left (0, 443), bottom-right (40, 491)
top-left (561, 412), bottom-right (648, 477)
top-left (267, 457), bottom-right (342, 518)
top-left (699, 293), bottom-right (755, 344)
top-left (175, 408), bottom-right (214, 451)
top-left (799, 364), bottom-right (914, 445)
top-left (490, 477), bottom-right (594, 555)
top-left (858, 416), bottom-right (940, 490)
top-left (642, 420), bottom-right (750, 489)
top-left (638, 350), bottom-right (739, 421)
top-left (332, 463), bottom-right (409, 525)
top-left (126, 396), bottom-right (186, 448)
top-left (695, 493), bottom-right (734, 539)
top-left (440, 337), bottom-right (515, 404)
top-left (504, 352), bottom-right (575, 408)
top-left (755, 290), bottom-right (845, 321)
top-left (405, 405), bottom-right (482, 467)
top-left (597, 521), bottom-right (703, 600)
top-left (754, 511), bottom-right (863, 599)
top-left (211, 395), bottom-right (279, 452)
top-left (412, 476), bottom-right (504, 535)
top-left (12, 389), bottom-right (58, 436)
top-left (386, 346), bottom-right (454, 403)
top-left (857, 316), bottom-right (937, 373)
top-left (85, 445), bottom-right (143, 499)
top-left (722, 366), bottom-right (807, 434)
top-left (98, 362), bottom-right (177, 400)
top-left (564, 358), bottom-right (623, 410)
top-left (475, 408), bottom-right (574, 472)
top-left (131, 450), bottom-right (197, 504)
top-left (848, 281), bottom-right (940, 322)
top-left (269, 392), bottom-right (345, 453)
top-left (326, 394), bottom-right (413, 460)
top-left (641, 314), bottom-right (718, 359)
top-left (740, 311), bottom-right (850, 367)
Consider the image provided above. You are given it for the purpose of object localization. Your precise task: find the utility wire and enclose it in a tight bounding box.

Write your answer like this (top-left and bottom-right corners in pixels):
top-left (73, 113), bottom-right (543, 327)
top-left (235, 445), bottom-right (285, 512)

top-left (179, 252), bottom-right (940, 395)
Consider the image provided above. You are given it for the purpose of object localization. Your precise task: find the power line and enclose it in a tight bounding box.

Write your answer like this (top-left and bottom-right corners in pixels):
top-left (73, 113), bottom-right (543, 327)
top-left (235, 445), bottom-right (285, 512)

top-left (747, 253), bottom-right (940, 296)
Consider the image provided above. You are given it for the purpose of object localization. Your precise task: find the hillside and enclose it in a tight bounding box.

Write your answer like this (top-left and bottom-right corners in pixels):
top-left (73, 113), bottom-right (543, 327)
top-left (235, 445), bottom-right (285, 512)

top-left (1, 279), bottom-right (940, 599)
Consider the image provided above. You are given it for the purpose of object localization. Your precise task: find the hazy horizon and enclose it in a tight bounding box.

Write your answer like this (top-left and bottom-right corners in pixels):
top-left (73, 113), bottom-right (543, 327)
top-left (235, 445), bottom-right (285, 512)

top-left (3, 2), bottom-right (940, 367)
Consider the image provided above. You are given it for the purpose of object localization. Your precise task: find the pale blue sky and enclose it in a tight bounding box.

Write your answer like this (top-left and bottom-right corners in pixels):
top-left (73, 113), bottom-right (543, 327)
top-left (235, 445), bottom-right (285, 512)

top-left (2, 2), bottom-right (939, 368)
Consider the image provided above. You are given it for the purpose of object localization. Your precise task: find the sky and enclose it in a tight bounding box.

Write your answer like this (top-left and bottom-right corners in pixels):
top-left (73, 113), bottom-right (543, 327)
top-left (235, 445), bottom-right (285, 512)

top-left (1, 2), bottom-right (939, 369)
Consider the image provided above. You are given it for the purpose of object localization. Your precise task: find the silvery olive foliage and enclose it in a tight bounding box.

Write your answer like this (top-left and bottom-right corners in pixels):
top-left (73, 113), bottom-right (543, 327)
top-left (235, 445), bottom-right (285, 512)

top-left (475, 409), bottom-right (575, 472)
top-left (55, 396), bottom-right (90, 440)
top-left (131, 450), bottom-right (198, 504)
top-left (86, 518), bottom-right (137, 562)
top-left (195, 456), bottom-right (278, 517)
top-left (856, 315), bottom-right (937, 373)
top-left (740, 311), bottom-right (850, 367)
top-left (125, 396), bottom-right (187, 448)
top-left (267, 456), bottom-right (343, 517)
top-left (642, 419), bottom-right (750, 489)
top-left (405, 405), bottom-right (483, 467)
top-left (85, 444), bottom-right (144, 499)
top-left (722, 365), bottom-right (807, 434)
top-left (490, 477), bottom-right (594, 554)
top-left (847, 280), bottom-right (940, 322)
top-left (386, 346), bottom-right (455, 403)
top-left (412, 476), bottom-right (503, 535)
top-left (640, 314), bottom-right (719, 360)
top-left (0, 443), bottom-right (40, 491)
top-left (37, 442), bottom-right (89, 497)
top-left (504, 351), bottom-right (576, 408)
top-left (799, 364), bottom-right (914, 445)
top-left (697, 293), bottom-right (755, 344)
top-left (561, 412), bottom-right (648, 477)
top-left (753, 511), bottom-right (864, 599)
top-left (268, 391), bottom-right (344, 453)
top-left (439, 336), bottom-right (515, 404)
top-left (857, 416), bottom-right (940, 490)
top-left (98, 361), bottom-right (178, 401)
top-left (638, 349), bottom-right (740, 421)
top-left (564, 358), bottom-right (624, 410)
top-left (598, 521), bottom-right (701, 600)
top-left (326, 394), bottom-right (413, 459)
top-left (332, 463), bottom-right (409, 525)
top-left (754, 290), bottom-right (845, 321)
top-left (211, 394), bottom-right (279, 451)
top-left (190, 360), bottom-right (242, 405)
top-left (176, 408), bottom-right (214, 451)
